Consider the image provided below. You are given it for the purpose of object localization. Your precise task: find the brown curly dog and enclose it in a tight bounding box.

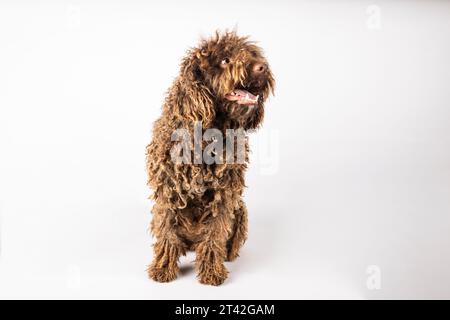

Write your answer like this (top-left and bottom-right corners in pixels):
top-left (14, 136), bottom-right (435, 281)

top-left (146, 31), bottom-right (274, 285)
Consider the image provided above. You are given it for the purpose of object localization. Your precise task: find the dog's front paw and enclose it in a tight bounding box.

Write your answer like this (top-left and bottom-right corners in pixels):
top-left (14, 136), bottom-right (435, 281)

top-left (197, 263), bottom-right (228, 286)
top-left (148, 265), bottom-right (178, 283)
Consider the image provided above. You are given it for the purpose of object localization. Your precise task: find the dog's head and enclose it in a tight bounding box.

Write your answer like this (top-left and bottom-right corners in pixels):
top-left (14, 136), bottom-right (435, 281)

top-left (179, 31), bottom-right (275, 129)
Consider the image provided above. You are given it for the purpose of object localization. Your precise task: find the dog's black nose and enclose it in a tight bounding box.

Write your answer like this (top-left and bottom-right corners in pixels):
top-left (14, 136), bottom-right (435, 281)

top-left (252, 62), bottom-right (266, 77)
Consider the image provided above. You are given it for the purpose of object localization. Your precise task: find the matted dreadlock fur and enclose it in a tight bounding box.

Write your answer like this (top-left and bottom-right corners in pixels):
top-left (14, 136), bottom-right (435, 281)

top-left (146, 31), bottom-right (274, 285)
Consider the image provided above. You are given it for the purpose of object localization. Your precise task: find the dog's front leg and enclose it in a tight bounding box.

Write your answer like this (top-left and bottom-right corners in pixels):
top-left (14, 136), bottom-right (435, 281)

top-left (148, 205), bottom-right (186, 283)
top-left (226, 199), bottom-right (248, 262)
top-left (195, 196), bottom-right (234, 286)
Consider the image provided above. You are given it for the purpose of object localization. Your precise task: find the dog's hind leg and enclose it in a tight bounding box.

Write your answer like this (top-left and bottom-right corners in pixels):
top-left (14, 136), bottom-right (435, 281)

top-left (147, 204), bottom-right (186, 283)
top-left (226, 200), bottom-right (248, 262)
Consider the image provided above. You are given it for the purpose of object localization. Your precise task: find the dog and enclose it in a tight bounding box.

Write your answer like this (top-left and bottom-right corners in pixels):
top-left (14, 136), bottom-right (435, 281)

top-left (146, 31), bottom-right (274, 285)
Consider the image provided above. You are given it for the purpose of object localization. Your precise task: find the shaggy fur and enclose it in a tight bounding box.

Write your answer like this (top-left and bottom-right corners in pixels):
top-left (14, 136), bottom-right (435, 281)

top-left (146, 31), bottom-right (274, 285)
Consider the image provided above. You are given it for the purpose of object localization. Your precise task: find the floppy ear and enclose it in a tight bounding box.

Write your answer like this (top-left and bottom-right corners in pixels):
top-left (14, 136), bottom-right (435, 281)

top-left (172, 49), bottom-right (215, 128)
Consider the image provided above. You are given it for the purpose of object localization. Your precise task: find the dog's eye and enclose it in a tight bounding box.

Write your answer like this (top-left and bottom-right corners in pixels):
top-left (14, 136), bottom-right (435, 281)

top-left (221, 58), bottom-right (230, 65)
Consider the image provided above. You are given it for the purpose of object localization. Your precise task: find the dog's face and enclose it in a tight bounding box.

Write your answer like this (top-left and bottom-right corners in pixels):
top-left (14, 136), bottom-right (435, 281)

top-left (184, 32), bottom-right (275, 128)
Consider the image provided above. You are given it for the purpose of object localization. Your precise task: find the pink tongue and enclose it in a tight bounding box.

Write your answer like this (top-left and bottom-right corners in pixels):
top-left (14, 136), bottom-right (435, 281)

top-left (225, 89), bottom-right (258, 105)
top-left (234, 89), bottom-right (256, 100)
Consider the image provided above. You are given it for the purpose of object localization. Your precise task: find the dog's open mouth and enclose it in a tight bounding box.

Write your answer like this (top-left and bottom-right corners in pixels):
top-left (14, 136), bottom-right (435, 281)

top-left (225, 89), bottom-right (259, 106)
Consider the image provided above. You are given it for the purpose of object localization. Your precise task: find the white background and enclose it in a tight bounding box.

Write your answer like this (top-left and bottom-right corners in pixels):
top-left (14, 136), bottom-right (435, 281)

top-left (1, 0), bottom-right (450, 299)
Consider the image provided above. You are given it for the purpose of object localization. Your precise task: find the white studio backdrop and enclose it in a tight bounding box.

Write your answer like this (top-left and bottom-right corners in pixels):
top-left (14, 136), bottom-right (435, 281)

top-left (1, 0), bottom-right (450, 299)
